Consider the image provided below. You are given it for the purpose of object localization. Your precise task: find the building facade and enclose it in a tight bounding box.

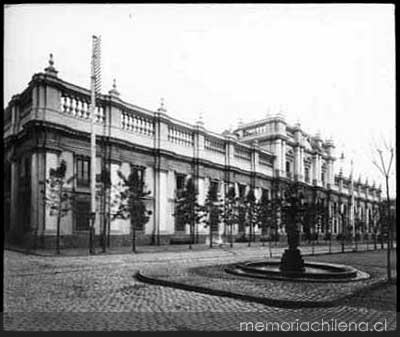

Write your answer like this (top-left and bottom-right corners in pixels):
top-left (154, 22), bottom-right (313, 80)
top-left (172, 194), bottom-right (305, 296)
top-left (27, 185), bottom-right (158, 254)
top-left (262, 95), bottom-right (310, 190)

top-left (3, 57), bottom-right (382, 249)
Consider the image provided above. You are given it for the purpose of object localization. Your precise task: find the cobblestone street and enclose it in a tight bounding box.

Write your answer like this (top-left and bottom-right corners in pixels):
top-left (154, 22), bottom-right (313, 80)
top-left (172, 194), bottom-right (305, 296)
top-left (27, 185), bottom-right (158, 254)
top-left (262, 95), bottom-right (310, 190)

top-left (3, 244), bottom-right (397, 331)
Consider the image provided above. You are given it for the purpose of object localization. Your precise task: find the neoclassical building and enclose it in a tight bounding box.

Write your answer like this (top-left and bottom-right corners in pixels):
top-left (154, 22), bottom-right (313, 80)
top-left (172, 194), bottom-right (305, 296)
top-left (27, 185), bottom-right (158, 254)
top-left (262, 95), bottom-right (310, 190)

top-left (3, 57), bottom-right (382, 248)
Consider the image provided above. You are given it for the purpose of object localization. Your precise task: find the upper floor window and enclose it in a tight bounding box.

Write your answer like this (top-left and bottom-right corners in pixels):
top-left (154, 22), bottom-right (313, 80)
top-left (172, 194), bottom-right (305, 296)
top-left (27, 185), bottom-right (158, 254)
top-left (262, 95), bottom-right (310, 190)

top-left (176, 174), bottom-right (186, 191)
top-left (286, 161), bottom-right (290, 173)
top-left (131, 165), bottom-right (145, 192)
top-left (238, 184), bottom-right (246, 198)
top-left (76, 157), bottom-right (90, 187)
top-left (261, 188), bottom-right (270, 200)
top-left (305, 167), bottom-right (310, 183)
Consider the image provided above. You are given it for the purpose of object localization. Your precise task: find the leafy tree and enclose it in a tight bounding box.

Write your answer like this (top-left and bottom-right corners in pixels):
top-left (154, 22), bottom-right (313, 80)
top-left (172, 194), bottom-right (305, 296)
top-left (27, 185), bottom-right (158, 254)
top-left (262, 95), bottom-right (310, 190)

top-left (223, 185), bottom-right (239, 248)
top-left (244, 187), bottom-right (258, 247)
top-left (174, 176), bottom-right (203, 249)
top-left (270, 180), bottom-right (284, 244)
top-left (97, 166), bottom-right (112, 252)
top-left (42, 160), bottom-right (75, 254)
top-left (112, 167), bottom-right (152, 252)
top-left (257, 189), bottom-right (273, 248)
top-left (202, 182), bottom-right (224, 248)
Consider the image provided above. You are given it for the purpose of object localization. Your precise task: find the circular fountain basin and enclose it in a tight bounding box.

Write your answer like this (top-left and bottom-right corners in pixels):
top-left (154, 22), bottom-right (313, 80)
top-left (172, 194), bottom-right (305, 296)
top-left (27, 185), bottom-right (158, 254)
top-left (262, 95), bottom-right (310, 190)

top-left (226, 260), bottom-right (369, 282)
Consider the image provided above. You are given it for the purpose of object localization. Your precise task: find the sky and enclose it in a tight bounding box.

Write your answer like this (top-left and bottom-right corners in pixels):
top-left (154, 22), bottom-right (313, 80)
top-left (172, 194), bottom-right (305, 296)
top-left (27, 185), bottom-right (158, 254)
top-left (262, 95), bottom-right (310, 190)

top-left (4, 4), bottom-right (396, 196)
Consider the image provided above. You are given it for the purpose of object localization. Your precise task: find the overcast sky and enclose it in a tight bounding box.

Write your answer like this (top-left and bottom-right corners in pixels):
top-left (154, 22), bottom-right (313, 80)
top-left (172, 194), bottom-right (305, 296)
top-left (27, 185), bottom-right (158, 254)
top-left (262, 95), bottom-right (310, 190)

top-left (4, 4), bottom-right (396, 196)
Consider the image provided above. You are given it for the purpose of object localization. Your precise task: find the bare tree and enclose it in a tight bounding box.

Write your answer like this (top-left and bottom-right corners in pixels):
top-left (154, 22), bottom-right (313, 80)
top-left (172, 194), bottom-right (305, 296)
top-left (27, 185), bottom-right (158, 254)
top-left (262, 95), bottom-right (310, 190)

top-left (42, 160), bottom-right (75, 254)
top-left (371, 138), bottom-right (395, 281)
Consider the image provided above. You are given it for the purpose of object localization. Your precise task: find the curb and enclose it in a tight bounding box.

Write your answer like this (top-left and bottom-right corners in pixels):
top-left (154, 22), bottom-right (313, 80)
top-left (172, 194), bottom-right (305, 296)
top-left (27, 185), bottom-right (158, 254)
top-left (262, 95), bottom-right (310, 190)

top-left (135, 271), bottom-right (393, 309)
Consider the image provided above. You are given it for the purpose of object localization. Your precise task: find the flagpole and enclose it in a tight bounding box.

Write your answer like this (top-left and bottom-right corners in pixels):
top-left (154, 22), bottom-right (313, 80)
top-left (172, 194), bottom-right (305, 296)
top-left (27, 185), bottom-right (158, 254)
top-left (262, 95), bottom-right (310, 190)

top-left (89, 35), bottom-right (100, 254)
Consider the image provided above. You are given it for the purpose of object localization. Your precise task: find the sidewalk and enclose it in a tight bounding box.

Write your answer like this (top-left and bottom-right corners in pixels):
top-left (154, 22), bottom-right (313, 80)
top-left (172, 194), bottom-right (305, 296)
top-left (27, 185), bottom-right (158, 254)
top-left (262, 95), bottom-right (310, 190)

top-left (5, 240), bottom-right (396, 258)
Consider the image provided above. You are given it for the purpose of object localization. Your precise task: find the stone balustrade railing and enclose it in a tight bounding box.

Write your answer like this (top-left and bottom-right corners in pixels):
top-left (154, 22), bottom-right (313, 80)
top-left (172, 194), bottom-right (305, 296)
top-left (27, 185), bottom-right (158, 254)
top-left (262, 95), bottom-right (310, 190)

top-left (204, 137), bottom-right (225, 153)
top-left (121, 111), bottom-right (154, 136)
top-left (234, 145), bottom-right (251, 161)
top-left (60, 94), bottom-right (105, 123)
top-left (168, 125), bottom-right (194, 147)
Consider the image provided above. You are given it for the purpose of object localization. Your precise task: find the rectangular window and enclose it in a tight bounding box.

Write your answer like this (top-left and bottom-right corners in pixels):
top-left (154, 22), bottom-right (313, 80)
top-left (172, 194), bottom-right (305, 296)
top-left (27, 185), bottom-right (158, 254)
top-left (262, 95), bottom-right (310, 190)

top-left (238, 184), bottom-right (246, 198)
top-left (76, 157), bottom-right (90, 187)
top-left (176, 174), bottom-right (186, 191)
top-left (262, 188), bottom-right (270, 200)
top-left (305, 167), bottom-right (310, 183)
top-left (131, 165), bottom-right (145, 196)
top-left (75, 200), bottom-right (90, 231)
top-left (210, 180), bottom-right (219, 195)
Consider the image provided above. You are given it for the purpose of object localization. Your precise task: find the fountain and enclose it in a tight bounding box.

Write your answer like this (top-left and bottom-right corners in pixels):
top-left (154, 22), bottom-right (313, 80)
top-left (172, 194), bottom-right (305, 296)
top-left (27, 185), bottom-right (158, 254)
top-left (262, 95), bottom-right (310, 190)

top-left (226, 183), bottom-right (368, 282)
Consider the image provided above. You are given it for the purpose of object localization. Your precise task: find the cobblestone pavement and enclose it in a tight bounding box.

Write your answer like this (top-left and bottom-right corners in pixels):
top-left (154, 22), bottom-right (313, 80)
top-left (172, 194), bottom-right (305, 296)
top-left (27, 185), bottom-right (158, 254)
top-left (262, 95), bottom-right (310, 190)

top-left (3, 245), bottom-right (397, 331)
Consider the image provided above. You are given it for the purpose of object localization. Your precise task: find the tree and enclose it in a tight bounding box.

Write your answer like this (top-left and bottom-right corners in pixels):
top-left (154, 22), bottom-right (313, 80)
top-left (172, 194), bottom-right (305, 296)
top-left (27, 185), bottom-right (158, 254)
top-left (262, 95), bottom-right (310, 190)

top-left (97, 167), bottom-right (112, 252)
top-left (245, 188), bottom-right (258, 247)
top-left (202, 182), bottom-right (224, 248)
top-left (271, 180), bottom-right (284, 245)
top-left (257, 189), bottom-right (274, 256)
top-left (371, 205), bottom-right (380, 250)
top-left (42, 160), bottom-right (75, 254)
top-left (174, 176), bottom-right (203, 249)
top-left (321, 197), bottom-right (332, 253)
top-left (223, 185), bottom-right (239, 248)
top-left (371, 138), bottom-right (395, 280)
top-left (112, 167), bottom-right (152, 252)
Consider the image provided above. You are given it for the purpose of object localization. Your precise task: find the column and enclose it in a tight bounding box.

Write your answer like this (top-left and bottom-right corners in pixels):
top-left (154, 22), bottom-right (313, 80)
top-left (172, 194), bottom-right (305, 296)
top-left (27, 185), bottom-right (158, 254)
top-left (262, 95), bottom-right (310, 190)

top-left (10, 159), bottom-right (18, 235)
top-left (281, 140), bottom-right (286, 177)
top-left (312, 154), bottom-right (318, 185)
top-left (299, 148), bottom-right (304, 181)
top-left (316, 155), bottom-right (322, 186)
top-left (274, 139), bottom-right (282, 176)
top-left (294, 146), bottom-right (300, 181)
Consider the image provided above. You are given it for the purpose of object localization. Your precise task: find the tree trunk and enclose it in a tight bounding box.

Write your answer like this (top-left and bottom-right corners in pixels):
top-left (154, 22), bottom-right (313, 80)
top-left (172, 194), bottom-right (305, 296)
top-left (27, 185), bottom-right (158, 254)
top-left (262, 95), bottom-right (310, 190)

top-left (269, 236), bottom-right (272, 257)
top-left (248, 222), bottom-right (252, 247)
top-left (385, 176), bottom-right (391, 280)
top-left (56, 211), bottom-right (61, 255)
top-left (132, 219), bottom-right (136, 253)
top-left (209, 218), bottom-right (213, 248)
top-left (230, 224), bottom-right (233, 248)
top-left (56, 183), bottom-right (63, 255)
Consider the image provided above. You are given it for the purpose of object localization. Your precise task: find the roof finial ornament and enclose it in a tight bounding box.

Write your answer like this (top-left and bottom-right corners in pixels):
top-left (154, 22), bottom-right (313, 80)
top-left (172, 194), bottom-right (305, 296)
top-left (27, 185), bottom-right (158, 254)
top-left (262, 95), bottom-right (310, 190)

top-left (158, 97), bottom-right (166, 113)
top-left (196, 111), bottom-right (204, 127)
top-left (108, 78), bottom-right (120, 97)
top-left (49, 53), bottom-right (54, 66)
top-left (44, 53), bottom-right (58, 77)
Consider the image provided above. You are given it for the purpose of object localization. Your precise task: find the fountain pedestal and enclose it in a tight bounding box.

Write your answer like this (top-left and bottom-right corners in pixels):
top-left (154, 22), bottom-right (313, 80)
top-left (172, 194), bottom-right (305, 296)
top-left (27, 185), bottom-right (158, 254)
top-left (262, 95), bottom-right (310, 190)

top-left (279, 248), bottom-right (305, 274)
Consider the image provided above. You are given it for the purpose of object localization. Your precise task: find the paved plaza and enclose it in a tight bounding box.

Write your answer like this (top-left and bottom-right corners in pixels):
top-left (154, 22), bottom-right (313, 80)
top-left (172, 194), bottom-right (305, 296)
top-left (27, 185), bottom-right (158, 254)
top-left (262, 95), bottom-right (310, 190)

top-left (3, 243), bottom-right (397, 331)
